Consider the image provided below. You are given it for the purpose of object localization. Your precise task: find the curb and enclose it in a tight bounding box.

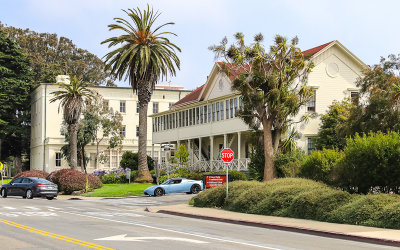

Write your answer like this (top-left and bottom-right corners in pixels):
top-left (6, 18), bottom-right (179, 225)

top-left (157, 209), bottom-right (400, 247)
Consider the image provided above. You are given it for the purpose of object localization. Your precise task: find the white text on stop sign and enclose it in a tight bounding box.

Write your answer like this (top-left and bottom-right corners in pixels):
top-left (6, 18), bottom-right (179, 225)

top-left (222, 153), bottom-right (234, 158)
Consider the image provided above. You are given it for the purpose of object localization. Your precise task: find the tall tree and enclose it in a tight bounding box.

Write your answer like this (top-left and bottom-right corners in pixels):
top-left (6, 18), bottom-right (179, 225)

top-left (83, 94), bottom-right (123, 169)
top-left (0, 30), bottom-right (33, 172)
top-left (50, 76), bottom-right (95, 169)
top-left (210, 34), bottom-right (313, 181)
top-left (102, 6), bottom-right (180, 182)
top-left (0, 23), bottom-right (115, 86)
top-left (339, 54), bottom-right (400, 137)
top-left (314, 99), bottom-right (353, 151)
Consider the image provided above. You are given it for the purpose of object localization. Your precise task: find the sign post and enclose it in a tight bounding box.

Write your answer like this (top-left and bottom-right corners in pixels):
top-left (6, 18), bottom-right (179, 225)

top-left (220, 148), bottom-right (234, 197)
top-left (0, 162), bottom-right (3, 186)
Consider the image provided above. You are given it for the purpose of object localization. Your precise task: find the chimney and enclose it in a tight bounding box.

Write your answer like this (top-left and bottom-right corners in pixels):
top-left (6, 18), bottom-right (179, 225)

top-left (56, 75), bottom-right (70, 84)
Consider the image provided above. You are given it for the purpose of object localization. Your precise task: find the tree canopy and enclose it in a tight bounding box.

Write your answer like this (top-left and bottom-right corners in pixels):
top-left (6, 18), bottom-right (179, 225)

top-left (210, 34), bottom-right (313, 181)
top-left (0, 23), bottom-right (115, 86)
top-left (0, 30), bottom-right (33, 166)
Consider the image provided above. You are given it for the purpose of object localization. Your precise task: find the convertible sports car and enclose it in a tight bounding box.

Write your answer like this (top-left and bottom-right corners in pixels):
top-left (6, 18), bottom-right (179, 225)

top-left (144, 178), bottom-right (203, 196)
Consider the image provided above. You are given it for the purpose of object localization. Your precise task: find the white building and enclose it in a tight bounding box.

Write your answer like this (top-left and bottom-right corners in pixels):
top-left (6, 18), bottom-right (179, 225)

top-left (30, 83), bottom-right (191, 173)
top-left (151, 41), bottom-right (367, 172)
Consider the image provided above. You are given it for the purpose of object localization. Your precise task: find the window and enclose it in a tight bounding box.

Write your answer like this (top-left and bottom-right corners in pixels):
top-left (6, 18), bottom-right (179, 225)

top-left (216, 102), bottom-right (220, 121)
top-left (56, 152), bottom-right (61, 167)
top-left (351, 91), bottom-right (359, 103)
top-left (307, 138), bottom-right (316, 153)
top-left (189, 109), bottom-right (193, 125)
top-left (120, 125), bottom-right (126, 137)
top-left (196, 107), bottom-right (200, 124)
top-left (212, 103), bottom-right (216, 122)
top-left (136, 126), bottom-right (139, 137)
top-left (169, 102), bottom-right (174, 108)
top-left (230, 99), bottom-right (234, 118)
top-left (166, 115), bottom-right (169, 130)
top-left (307, 90), bottom-right (316, 112)
top-left (185, 110), bottom-right (189, 126)
top-left (120, 101), bottom-right (126, 113)
top-left (234, 98), bottom-right (238, 116)
top-left (136, 102), bottom-right (139, 113)
top-left (153, 102), bottom-right (159, 114)
top-left (90, 153), bottom-right (96, 168)
top-left (204, 105), bottom-right (207, 123)
top-left (200, 106), bottom-right (204, 124)
top-left (220, 101), bottom-right (224, 120)
top-left (226, 100), bottom-right (229, 119)
top-left (208, 104), bottom-right (211, 122)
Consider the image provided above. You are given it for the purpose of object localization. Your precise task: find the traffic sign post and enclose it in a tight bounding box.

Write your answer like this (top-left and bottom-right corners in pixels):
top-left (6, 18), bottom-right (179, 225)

top-left (220, 148), bottom-right (234, 197)
top-left (0, 162), bottom-right (3, 186)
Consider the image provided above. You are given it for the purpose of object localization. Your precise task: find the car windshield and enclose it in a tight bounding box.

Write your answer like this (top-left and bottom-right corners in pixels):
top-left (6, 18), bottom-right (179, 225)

top-left (35, 179), bottom-right (53, 184)
top-left (161, 180), bottom-right (172, 185)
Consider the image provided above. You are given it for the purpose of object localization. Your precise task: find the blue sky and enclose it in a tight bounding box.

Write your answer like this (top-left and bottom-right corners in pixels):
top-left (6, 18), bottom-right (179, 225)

top-left (1, 0), bottom-right (399, 90)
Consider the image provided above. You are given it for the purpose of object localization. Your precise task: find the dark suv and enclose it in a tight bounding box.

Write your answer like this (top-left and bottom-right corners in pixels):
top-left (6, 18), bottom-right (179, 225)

top-left (1, 177), bottom-right (58, 200)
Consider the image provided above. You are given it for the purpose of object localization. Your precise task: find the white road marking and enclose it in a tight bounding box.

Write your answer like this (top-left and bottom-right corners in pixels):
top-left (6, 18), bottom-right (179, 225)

top-left (58, 210), bottom-right (282, 250)
top-left (0, 212), bottom-right (57, 217)
top-left (95, 234), bottom-right (207, 244)
top-left (3, 206), bottom-right (16, 210)
top-left (86, 212), bottom-right (143, 217)
top-left (24, 206), bottom-right (40, 211)
top-left (47, 206), bottom-right (61, 210)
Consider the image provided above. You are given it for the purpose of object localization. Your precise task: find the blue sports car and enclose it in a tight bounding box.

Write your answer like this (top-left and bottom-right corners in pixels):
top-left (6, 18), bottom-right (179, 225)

top-left (144, 178), bottom-right (203, 196)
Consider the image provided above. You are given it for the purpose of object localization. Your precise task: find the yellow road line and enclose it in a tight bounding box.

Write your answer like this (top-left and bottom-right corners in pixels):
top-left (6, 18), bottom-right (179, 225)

top-left (0, 218), bottom-right (115, 250)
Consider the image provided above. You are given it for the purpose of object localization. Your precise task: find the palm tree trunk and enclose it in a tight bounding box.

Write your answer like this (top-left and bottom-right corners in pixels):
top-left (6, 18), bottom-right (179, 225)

top-left (69, 123), bottom-right (78, 169)
top-left (262, 116), bottom-right (276, 181)
top-left (135, 84), bottom-right (153, 183)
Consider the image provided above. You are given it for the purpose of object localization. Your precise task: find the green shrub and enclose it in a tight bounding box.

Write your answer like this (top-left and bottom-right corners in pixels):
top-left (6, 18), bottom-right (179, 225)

top-left (334, 132), bottom-right (400, 193)
top-left (192, 185), bottom-right (226, 208)
top-left (192, 178), bottom-right (400, 229)
top-left (298, 149), bottom-right (343, 184)
top-left (120, 151), bottom-right (154, 171)
top-left (274, 149), bottom-right (305, 177)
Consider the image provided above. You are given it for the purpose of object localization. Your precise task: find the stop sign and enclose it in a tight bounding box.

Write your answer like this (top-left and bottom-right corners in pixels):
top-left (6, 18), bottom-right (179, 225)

top-left (221, 148), bottom-right (234, 162)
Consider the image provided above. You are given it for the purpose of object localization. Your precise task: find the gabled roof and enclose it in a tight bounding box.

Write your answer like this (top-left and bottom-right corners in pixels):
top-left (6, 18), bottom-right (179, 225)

top-left (302, 41), bottom-right (335, 57)
top-left (171, 84), bottom-right (205, 109)
top-left (169, 40), bottom-right (365, 109)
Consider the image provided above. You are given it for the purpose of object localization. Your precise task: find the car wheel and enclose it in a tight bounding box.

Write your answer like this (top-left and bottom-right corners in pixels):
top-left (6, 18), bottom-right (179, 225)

top-left (190, 184), bottom-right (201, 194)
top-left (26, 189), bottom-right (34, 199)
top-left (46, 197), bottom-right (54, 200)
top-left (1, 188), bottom-right (7, 198)
top-left (154, 188), bottom-right (164, 197)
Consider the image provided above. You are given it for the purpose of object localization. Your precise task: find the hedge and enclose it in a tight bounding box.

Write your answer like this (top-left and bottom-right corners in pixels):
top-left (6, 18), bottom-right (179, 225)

top-left (13, 170), bottom-right (49, 180)
top-left (192, 178), bottom-right (400, 229)
top-left (47, 169), bottom-right (103, 194)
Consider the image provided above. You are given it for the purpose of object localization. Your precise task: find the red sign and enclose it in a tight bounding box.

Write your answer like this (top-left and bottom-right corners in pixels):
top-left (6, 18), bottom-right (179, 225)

top-left (221, 148), bottom-right (234, 162)
top-left (205, 175), bottom-right (227, 188)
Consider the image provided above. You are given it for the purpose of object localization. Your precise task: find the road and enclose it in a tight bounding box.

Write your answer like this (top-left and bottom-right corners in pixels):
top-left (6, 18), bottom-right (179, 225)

top-left (0, 194), bottom-right (397, 250)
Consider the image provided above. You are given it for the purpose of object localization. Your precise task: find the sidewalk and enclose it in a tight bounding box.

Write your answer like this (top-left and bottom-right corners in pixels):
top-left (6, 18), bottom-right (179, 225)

top-left (148, 204), bottom-right (400, 247)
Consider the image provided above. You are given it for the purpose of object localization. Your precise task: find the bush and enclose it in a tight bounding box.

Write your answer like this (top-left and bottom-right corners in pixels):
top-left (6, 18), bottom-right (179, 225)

top-left (120, 151), bottom-right (154, 171)
top-left (274, 149), bottom-right (305, 178)
top-left (13, 170), bottom-right (49, 180)
top-left (334, 132), bottom-right (400, 193)
top-left (192, 178), bottom-right (400, 229)
top-left (298, 149), bottom-right (343, 184)
top-left (47, 169), bottom-right (102, 194)
top-left (96, 168), bottom-right (129, 184)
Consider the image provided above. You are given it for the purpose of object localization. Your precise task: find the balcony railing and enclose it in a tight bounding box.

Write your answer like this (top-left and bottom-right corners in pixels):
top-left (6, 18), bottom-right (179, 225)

top-left (158, 158), bottom-right (250, 173)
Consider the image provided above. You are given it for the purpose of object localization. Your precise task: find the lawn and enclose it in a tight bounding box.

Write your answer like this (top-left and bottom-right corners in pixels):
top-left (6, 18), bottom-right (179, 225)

top-left (83, 183), bottom-right (154, 197)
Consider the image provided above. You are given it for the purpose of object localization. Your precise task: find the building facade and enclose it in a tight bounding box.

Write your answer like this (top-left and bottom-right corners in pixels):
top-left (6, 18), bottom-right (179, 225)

top-left (151, 41), bottom-right (367, 172)
top-left (30, 83), bottom-right (190, 173)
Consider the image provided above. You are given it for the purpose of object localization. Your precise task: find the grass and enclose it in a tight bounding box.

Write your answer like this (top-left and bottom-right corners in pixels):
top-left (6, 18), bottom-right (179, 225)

top-left (83, 183), bottom-right (154, 197)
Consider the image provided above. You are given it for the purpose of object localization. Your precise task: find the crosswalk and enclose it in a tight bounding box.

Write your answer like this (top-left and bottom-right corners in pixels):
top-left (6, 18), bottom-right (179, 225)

top-left (0, 205), bottom-right (145, 218)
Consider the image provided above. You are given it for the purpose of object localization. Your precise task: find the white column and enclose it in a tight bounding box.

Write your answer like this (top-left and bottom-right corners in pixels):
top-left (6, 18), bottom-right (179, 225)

top-left (158, 144), bottom-right (162, 165)
top-left (238, 132), bottom-right (241, 159)
top-left (151, 144), bottom-right (154, 159)
top-left (198, 137), bottom-right (202, 161)
top-left (210, 136), bottom-right (214, 161)
top-left (224, 134), bottom-right (227, 148)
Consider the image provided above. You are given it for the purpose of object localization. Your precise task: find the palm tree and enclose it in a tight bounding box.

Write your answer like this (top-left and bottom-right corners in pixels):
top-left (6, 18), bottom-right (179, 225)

top-left (50, 76), bottom-right (95, 169)
top-left (102, 6), bottom-right (180, 182)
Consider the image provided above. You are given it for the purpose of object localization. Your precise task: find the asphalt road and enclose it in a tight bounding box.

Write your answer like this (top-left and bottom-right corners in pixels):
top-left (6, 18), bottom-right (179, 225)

top-left (0, 194), bottom-right (397, 250)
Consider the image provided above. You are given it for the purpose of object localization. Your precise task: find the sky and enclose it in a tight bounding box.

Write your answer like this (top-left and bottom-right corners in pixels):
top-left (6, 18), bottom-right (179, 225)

top-left (1, 0), bottom-right (399, 90)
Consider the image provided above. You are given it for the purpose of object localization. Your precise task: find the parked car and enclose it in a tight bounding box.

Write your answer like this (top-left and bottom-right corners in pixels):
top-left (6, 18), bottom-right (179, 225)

top-left (144, 178), bottom-right (203, 196)
top-left (1, 177), bottom-right (58, 200)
